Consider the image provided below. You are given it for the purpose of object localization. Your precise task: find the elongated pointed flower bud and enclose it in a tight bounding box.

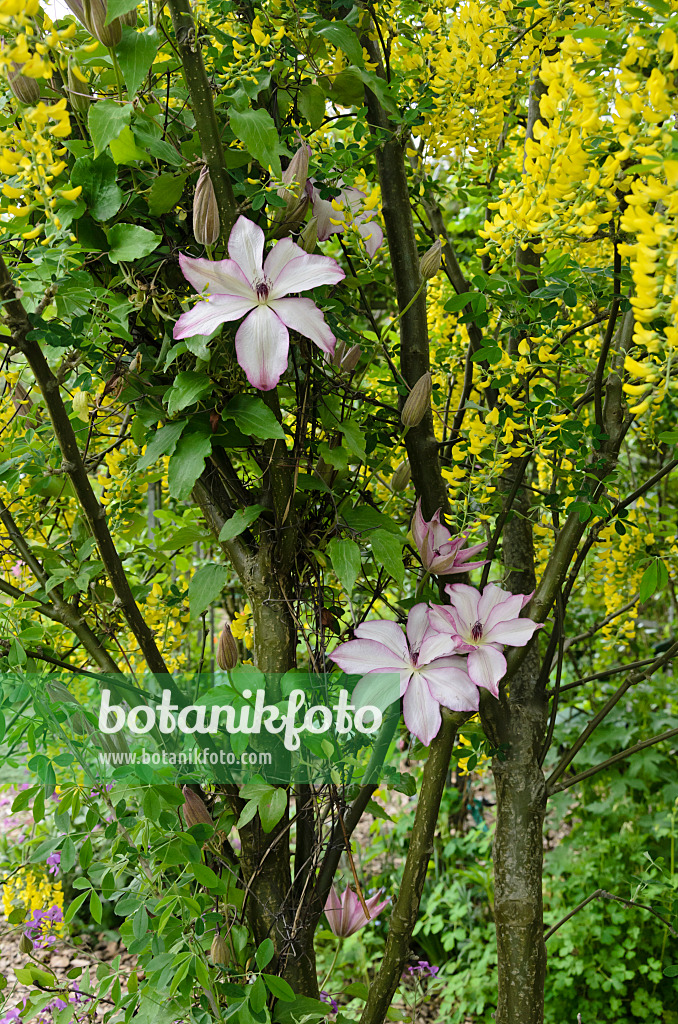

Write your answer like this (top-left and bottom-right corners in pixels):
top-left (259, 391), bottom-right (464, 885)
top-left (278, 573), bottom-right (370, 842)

top-left (193, 167), bottom-right (220, 246)
top-left (391, 460), bottom-right (411, 491)
top-left (19, 934), bottom-right (33, 955)
top-left (401, 372), bottom-right (432, 427)
top-left (216, 623), bottom-right (238, 671)
top-left (7, 64), bottom-right (40, 105)
top-left (72, 391), bottom-right (89, 421)
top-left (66, 63), bottom-right (91, 115)
top-left (67, 0), bottom-right (122, 47)
top-left (419, 239), bottom-right (442, 281)
top-left (121, 6), bottom-right (137, 25)
top-left (331, 338), bottom-right (346, 368)
top-left (340, 344), bottom-right (362, 373)
top-left (299, 216), bottom-right (318, 253)
top-left (211, 931), bottom-right (229, 965)
top-left (278, 143), bottom-right (311, 207)
top-left (181, 785), bottom-right (213, 828)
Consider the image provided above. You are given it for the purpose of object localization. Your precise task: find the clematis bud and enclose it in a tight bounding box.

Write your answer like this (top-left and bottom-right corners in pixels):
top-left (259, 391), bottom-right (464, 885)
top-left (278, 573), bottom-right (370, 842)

top-left (216, 623), bottom-right (238, 671)
top-left (340, 344), bottom-right (362, 373)
top-left (419, 239), bottom-right (442, 281)
top-left (66, 63), bottom-right (91, 115)
top-left (331, 338), bottom-right (346, 368)
top-left (401, 372), bottom-right (432, 428)
top-left (181, 785), bottom-right (213, 829)
top-left (7, 64), bottom-right (40, 105)
top-left (193, 166), bottom-right (220, 246)
top-left (391, 460), bottom-right (411, 491)
top-left (210, 931), bottom-right (229, 965)
top-left (121, 6), bottom-right (137, 25)
top-left (299, 216), bottom-right (318, 253)
top-left (65, 0), bottom-right (123, 47)
top-left (19, 934), bottom-right (33, 954)
top-left (278, 143), bottom-right (311, 208)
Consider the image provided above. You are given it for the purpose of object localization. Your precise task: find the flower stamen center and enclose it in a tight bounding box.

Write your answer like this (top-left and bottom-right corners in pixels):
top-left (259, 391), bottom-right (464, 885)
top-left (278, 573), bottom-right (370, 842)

top-left (256, 280), bottom-right (270, 301)
top-left (471, 620), bottom-right (483, 642)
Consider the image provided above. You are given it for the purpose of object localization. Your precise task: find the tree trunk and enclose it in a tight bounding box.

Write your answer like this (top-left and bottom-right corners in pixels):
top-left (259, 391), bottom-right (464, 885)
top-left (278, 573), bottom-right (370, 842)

top-left (481, 481), bottom-right (548, 1024)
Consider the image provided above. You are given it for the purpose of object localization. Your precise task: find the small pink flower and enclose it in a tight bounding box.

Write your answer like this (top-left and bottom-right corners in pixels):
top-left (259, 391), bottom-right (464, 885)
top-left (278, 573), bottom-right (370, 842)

top-left (174, 216), bottom-right (345, 391)
top-left (412, 501), bottom-right (488, 576)
top-left (324, 885), bottom-right (389, 937)
top-left (10, 561), bottom-right (24, 578)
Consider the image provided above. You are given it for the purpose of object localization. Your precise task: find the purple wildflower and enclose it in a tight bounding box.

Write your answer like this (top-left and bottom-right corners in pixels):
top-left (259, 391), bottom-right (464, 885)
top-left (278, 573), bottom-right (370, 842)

top-left (319, 991), bottom-right (339, 1014)
top-left (46, 851), bottom-right (61, 876)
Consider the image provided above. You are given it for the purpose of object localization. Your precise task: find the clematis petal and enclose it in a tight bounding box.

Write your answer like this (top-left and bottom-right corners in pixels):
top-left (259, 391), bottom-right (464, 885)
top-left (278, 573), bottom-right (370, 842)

top-left (467, 646), bottom-right (506, 695)
top-left (353, 620), bottom-right (410, 662)
top-left (444, 557), bottom-right (489, 575)
top-left (478, 583), bottom-right (521, 624)
top-left (421, 659), bottom-right (481, 710)
top-left (443, 583), bottom-right (482, 629)
top-left (351, 671), bottom-right (409, 712)
top-left (268, 252), bottom-right (345, 298)
top-left (330, 636), bottom-right (409, 674)
top-left (174, 296), bottom-right (256, 339)
top-left (406, 603), bottom-right (431, 653)
top-left (263, 237), bottom-right (307, 283)
top-left (483, 617), bottom-right (542, 647)
top-left (357, 218), bottom-right (384, 258)
top-left (228, 215), bottom-right (265, 287)
top-left (402, 676), bottom-right (442, 746)
top-left (426, 603), bottom-right (459, 637)
top-left (269, 296), bottom-right (336, 356)
top-left (234, 306), bottom-right (289, 391)
top-left (418, 629), bottom-right (464, 663)
top-left (311, 191), bottom-right (345, 240)
top-left (178, 253), bottom-right (254, 299)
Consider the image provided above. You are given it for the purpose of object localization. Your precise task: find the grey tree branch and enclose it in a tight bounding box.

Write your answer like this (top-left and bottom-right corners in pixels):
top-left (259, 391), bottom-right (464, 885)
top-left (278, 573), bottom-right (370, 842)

top-left (544, 888), bottom-right (678, 941)
top-left (548, 726), bottom-right (678, 795)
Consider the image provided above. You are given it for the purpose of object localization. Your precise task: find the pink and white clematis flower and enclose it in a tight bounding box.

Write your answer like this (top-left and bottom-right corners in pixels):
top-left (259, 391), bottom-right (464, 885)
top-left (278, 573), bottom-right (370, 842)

top-left (324, 886), bottom-right (389, 937)
top-left (427, 583), bottom-right (542, 692)
top-left (308, 182), bottom-right (384, 258)
top-left (412, 500), bottom-right (488, 576)
top-left (174, 215), bottom-right (345, 391)
top-left (329, 604), bottom-right (482, 746)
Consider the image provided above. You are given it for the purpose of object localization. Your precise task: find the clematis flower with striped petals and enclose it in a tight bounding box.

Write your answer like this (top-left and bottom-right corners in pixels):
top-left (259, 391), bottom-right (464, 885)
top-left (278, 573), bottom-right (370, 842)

top-left (427, 583), bottom-right (542, 692)
top-left (174, 215), bottom-right (345, 391)
top-left (329, 604), bottom-right (482, 746)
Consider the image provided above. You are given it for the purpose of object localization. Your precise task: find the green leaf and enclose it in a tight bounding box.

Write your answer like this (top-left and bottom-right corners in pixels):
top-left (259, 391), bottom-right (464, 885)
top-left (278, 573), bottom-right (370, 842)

top-left (657, 430), bottom-right (678, 444)
top-left (236, 799), bottom-right (259, 830)
top-left (337, 418), bottom-right (366, 460)
top-left (116, 26), bottom-right (159, 98)
top-left (137, 420), bottom-right (186, 470)
top-left (318, 22), bottom-right (364, 66)
top-left (664, 965), bottom-right (678, 977)
top-left (444, 292), bottom-right (473, 312)
top-left (109, 125), bottom-right (148, 163)
top-left (89, 889), bottom-right (102, 924)
top-left (108, 223), bottom-right (161, 264)
top-left (263, 974), bottom-right (295, 1002)
top-left (318, 441), bottom-right (349, 470)
top-left (109, 125), bottom-right (149, 163)
top-left (223, 395), bottom-right (285, 439)
top-left (228, 106), bottom-right (281, 177)
top-left (71, 154), bottom-right (123, 221)
top-left (255, 939), bottom-right (275, 970)
top-left (371, 529), bottom-right (405, 587)
top-left (343, 506), bottom-right (401, 535)
top-left (132, 124), bottom-right (184, 166)
top-left (168, 430), bottom-right (213, 500)
top-left (249, 976), bottom-right (268, 1014)
top-left (639, 559), bottom-right (662, 603)
top-left (105, 0), bottom-right (139, 24)
top-left (327, 537), bottom-right (361, 594)
top-left (189, 564), bottom-right (230, 618)
top-left (258, 788), bottom-right (287, 833)
top-left (64, 890), bottom-right (90, 924)
top-left (165, 371), bottom-right (213, 416)
top-left (298, 84), bottom-right (326, 129)
top-left (218, 504), bottom-right (267, 541)
top-left (88, 100), bottom-right (133, 156)
top-left (191, 862), bottom-right (220, 888)
top-left (147, 172), bottom-right (188, 215)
